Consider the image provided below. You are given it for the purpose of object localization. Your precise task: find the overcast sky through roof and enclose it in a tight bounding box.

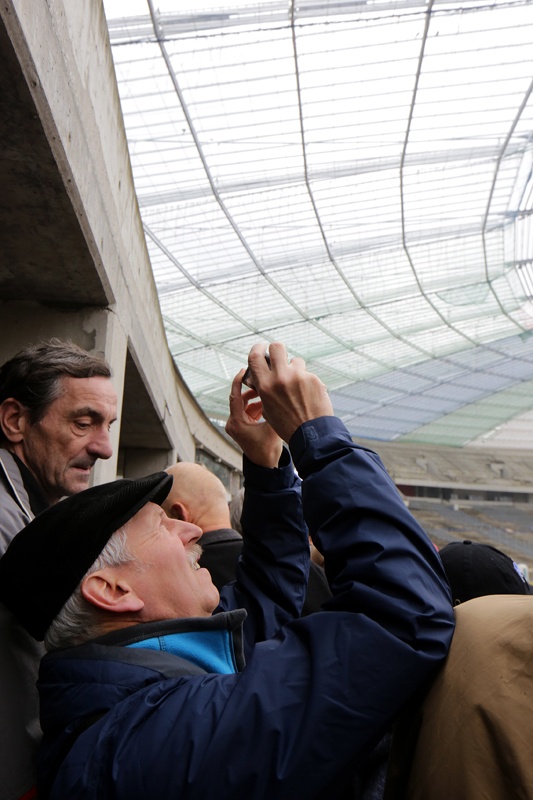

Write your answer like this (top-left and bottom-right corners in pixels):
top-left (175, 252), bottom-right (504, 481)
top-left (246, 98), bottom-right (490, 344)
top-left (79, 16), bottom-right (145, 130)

top-left (103, 0), bottom-right (533, 448)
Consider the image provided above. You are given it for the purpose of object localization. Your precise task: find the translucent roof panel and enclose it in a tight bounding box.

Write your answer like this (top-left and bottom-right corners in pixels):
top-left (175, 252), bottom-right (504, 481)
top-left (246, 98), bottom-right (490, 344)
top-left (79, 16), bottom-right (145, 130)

top-left (103, 0), bottom-right (533, 447)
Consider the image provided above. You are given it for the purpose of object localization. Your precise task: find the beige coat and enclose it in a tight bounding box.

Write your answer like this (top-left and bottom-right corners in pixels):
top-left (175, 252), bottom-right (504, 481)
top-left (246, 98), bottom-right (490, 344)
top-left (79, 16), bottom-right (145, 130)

top-left (404, 594), bottom-right (533, 800)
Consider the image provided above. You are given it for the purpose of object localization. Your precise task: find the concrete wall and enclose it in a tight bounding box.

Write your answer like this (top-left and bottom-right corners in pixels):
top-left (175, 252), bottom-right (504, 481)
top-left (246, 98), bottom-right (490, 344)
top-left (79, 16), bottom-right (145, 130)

top-left (0, 0), bottom-right (241, 479)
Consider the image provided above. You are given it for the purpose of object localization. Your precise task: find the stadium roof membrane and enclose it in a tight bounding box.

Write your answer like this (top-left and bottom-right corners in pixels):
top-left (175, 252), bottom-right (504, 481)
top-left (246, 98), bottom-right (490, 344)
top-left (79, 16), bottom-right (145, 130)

top-left (103, 0), bottom-right (533, 448)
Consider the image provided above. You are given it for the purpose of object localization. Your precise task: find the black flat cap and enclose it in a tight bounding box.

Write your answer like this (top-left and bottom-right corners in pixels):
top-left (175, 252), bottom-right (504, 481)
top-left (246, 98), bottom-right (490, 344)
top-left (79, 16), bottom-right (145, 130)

top-left (0, 472), bottom-right (173, 641)
top-left (439, 539), bottom-right (531, 605)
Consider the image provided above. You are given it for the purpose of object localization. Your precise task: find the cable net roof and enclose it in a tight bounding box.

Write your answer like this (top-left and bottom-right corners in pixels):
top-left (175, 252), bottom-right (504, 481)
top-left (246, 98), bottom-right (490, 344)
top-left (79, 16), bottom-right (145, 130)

top-left (103, 0), bottom-right (533, 447)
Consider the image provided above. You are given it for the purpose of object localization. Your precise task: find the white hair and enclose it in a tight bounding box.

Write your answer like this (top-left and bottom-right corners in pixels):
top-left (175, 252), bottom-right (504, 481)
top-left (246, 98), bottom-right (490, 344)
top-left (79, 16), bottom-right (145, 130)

top-left (44, 527), bottom-right (136, 652)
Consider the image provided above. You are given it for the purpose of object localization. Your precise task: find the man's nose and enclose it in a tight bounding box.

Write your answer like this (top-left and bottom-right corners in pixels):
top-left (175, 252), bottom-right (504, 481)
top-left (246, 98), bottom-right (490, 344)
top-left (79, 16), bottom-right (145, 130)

top-left (86, 427), bottom-right (113, 460)
top-left (177, 521), bottom-right (203, 545)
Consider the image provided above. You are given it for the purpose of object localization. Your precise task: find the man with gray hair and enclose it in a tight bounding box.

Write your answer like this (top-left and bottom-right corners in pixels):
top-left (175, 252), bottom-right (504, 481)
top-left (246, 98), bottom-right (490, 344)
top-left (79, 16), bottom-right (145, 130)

top-left (0, 338), bottom-right (117, 800)
top-left (0, 342), bottom-right (453, 800)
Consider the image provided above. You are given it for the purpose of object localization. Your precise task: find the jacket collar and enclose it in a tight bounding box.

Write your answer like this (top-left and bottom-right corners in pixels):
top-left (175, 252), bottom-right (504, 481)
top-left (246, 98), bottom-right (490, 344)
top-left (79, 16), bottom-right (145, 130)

top-left (92, 609), bottom-right (247, 673)
top-left (0, 448), bottom-right (35, 520)
top-left (200, 528), bottom-right (243, 546)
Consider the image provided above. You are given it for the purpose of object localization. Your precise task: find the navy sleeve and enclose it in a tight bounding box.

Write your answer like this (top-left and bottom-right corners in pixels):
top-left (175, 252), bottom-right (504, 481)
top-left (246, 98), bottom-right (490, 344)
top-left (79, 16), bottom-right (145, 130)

top-left (217, 447), bottom-right (310, 654)
top-left (290, 416), bottom-right (453, 648)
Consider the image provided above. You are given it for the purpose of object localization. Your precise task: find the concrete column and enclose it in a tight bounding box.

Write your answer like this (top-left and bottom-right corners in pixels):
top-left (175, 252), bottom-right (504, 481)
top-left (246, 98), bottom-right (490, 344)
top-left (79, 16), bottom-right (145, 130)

top-left (121, 448), bottom-right (175, 480)
top-left (89, 309), bottom-right (127, 486)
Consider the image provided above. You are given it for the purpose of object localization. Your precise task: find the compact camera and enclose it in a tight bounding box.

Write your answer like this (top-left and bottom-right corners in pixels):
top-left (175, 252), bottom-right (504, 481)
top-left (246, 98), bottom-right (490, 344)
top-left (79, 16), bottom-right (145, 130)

top-left (242, 353), bottom-right (270, 390)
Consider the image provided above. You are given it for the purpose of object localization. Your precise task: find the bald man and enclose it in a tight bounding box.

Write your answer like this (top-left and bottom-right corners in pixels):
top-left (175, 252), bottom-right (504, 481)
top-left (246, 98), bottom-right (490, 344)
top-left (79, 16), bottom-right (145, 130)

top-left (163, 462), bottom-right (331, 614)
top-left (163, 463), bottom-right (243, 589)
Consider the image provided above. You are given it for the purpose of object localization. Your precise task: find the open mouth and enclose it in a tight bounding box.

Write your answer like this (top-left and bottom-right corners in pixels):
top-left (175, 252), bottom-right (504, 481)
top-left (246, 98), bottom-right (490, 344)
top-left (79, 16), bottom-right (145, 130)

top-left (188, 545), bottom-right (203, 572)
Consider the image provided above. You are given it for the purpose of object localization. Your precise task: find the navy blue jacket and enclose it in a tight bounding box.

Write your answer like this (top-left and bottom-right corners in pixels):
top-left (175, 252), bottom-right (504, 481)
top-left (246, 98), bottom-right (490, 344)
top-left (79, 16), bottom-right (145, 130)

top-left (37, 417), bottom-right (454, 799)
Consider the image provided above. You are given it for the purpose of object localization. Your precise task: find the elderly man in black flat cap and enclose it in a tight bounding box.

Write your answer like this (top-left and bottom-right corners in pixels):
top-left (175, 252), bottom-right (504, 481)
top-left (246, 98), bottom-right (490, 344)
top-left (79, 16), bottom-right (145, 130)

top-left (0, 342), bottom-right (454, 800)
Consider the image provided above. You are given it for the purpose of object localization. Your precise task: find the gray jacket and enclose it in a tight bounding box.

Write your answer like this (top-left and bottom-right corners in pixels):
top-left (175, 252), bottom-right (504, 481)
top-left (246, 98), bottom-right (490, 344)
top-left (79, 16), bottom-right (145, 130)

top-left (0, 448), bottom-right (45, 800)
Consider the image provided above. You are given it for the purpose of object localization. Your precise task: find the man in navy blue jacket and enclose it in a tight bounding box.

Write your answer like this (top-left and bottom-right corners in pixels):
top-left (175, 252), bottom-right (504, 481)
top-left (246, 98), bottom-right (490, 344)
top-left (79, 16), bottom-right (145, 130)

top-left (0, 342), bottom-right (454, 800)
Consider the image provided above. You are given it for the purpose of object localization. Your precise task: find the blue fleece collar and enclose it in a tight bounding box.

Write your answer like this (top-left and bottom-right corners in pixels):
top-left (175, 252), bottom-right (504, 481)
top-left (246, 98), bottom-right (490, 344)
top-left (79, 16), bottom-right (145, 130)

top-left (126, 628), bottom-right (238, 674)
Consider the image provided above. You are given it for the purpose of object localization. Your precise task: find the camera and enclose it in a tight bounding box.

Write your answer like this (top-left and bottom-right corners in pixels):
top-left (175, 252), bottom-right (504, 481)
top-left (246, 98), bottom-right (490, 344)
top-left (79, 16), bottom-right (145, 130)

top-left (242, 353), bottom-right (270, 390)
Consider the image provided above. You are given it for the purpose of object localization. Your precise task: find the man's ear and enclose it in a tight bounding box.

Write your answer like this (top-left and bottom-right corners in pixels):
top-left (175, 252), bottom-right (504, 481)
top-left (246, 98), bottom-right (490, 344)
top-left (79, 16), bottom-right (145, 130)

top-left (166, 501), bottom-right (188, 522)
top-left (81, 570), bottom-right (145, 614)
top-left (0, 398), bottom-right (28, 443)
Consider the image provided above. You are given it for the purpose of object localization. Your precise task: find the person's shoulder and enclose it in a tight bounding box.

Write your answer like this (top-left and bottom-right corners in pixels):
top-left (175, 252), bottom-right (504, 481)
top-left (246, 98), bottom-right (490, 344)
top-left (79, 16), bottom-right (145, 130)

top-left (451, 594), bottom-right (533, 662)
top-left (0, 447), bottom-right (19, 479)
top-left (415, 594), bottom-right (533, 715)
top-left (455, 593), bottom-right (533, 624)
top-left (0, 449), bottom-right (33, 552)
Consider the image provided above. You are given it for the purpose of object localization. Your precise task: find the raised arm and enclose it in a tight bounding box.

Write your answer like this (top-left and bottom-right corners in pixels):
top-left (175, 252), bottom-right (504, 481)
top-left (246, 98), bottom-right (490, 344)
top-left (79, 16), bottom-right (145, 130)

top-left (236, 342), bottom-right (453, 647)
top-left (220, 364), bottom-right (311, 648)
